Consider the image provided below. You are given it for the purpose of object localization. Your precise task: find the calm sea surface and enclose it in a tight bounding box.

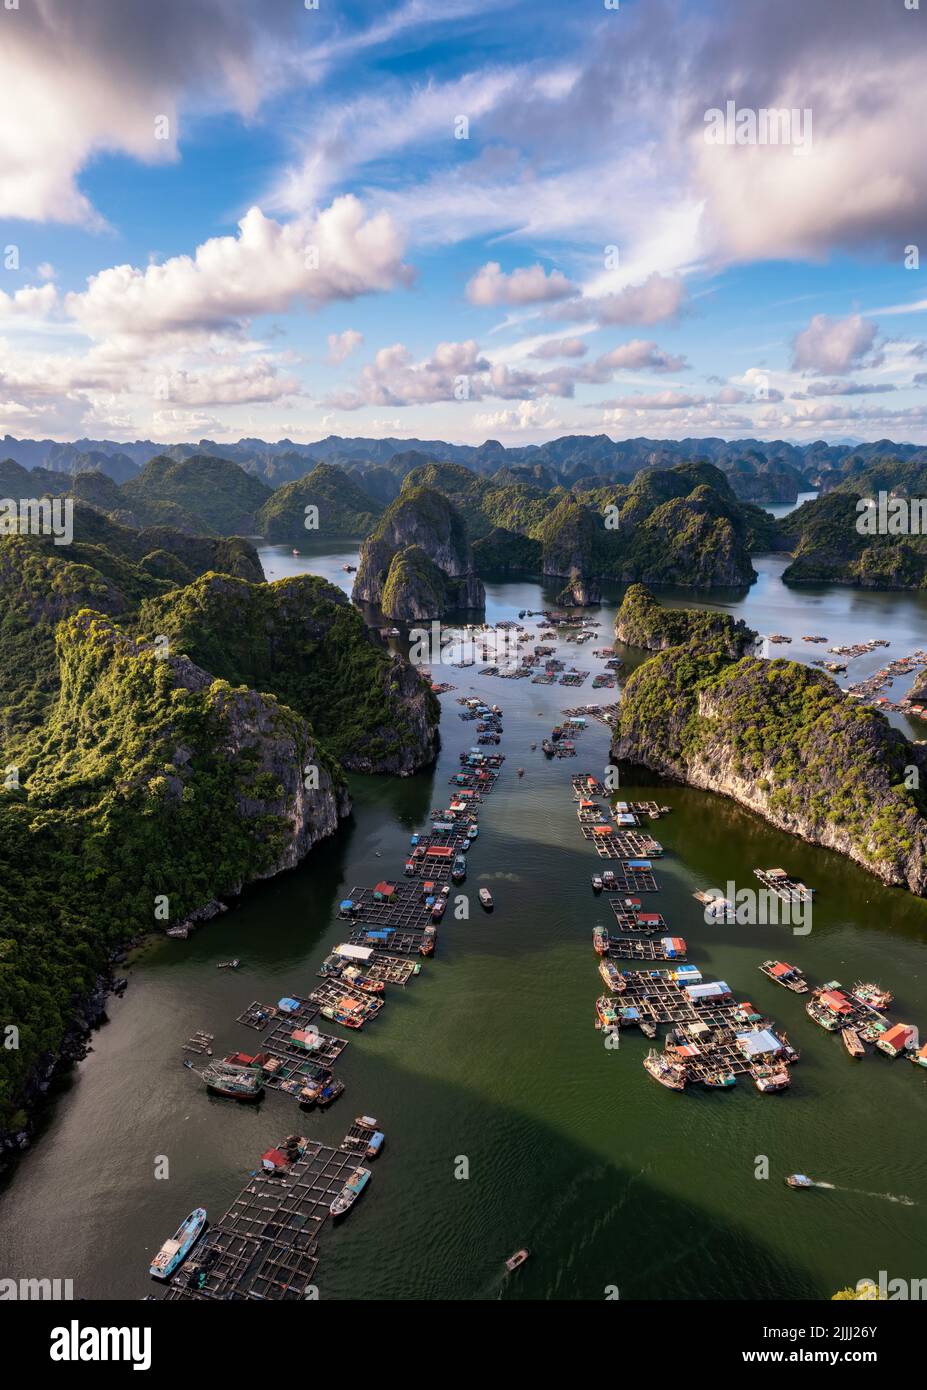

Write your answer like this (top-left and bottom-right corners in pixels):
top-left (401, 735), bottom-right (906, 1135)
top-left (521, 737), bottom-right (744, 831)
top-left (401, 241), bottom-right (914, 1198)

top-left (1, 538), bottom-right (925, 1300)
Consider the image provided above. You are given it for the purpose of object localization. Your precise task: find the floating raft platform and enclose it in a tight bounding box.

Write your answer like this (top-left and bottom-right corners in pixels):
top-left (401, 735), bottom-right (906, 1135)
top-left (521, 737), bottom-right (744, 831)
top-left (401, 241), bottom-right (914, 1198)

top-left (582, 827), bottom-right (663, 858)
top-left (163, 1131), bottom-right (372, 1301)
top-left (609, 936), bottom-right (687, 961)
top-left (183, 1029), bottom-right (215, 1056)
top-left (339, 884), bottom-right (436, 927)
top-left (252, 998), bottom-right (348, 1065)
top-left (347, 924), bottom-right (433, 958)
top-left (609, 903), bottom-right (666, 929)
top-left (571, 774), bottom-right (606, 798)
top-left (309, 979), bottom-right (384, 1026)
top-left (601, 863), bottom-right (660, 892)
top-left (753, 868), bottom-right (814, 902)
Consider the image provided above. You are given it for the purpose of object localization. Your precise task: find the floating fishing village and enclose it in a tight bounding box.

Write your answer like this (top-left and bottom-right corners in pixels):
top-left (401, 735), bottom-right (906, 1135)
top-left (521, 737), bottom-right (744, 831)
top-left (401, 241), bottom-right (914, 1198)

top-left (142, 601), bottom-right (927, 1299)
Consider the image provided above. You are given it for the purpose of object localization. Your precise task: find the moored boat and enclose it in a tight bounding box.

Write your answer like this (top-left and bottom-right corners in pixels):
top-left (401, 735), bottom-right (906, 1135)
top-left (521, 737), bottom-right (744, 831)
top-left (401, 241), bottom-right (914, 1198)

top-left (851, 980), bottom-right (894, 1010)
top-left (593, 925), bottom-right (609, 956)
top-left (149, 1207), bottom-right (207, 1280)
top-left (201, 1060), bottom-right (264, 1101)
top-left (596, 995), bottom-right (619, 1029)
top-left (760, 960), bottom-right (809, 993)
top-left (598, 958), bottom-right (625, 992)
top-left (702, 1071), bottom-right (736, 1089)
top-left (751, 1062), bottom-right (791, 1093)
top-left (841, 1026), bottom-right (866, 1058)
top-left (643, 1048), bottom-right (686, 1091)
top-left (591, 873), bottom-right (603, 892)
top-left (330, 1166), bottom-right (371, 1218)
top-left (452, 854), bottom-right (467, 882)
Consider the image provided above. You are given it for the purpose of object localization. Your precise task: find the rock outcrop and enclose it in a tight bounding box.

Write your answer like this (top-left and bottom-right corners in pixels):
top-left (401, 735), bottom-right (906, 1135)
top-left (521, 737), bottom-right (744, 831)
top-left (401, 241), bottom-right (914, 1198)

top-left (615, 583), bottom-right (756, 658)
top-left (352, 485), bottom-right (485, 618)
top-left (614, 641), bottom-right (927, 894)
top-left (139, 571), bottom-right (439, 774)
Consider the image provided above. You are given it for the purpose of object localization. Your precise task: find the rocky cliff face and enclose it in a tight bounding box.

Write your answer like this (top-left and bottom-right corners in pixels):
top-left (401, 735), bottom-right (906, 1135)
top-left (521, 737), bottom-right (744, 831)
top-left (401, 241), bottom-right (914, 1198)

top-left (39, 611), bottom-right (351, 886)
top-left (614, 644), bottom-right (927, 894)
top-left (615, 583), bottom-right (756, 658)
top-left (353, 485), bottom-right (485, 618)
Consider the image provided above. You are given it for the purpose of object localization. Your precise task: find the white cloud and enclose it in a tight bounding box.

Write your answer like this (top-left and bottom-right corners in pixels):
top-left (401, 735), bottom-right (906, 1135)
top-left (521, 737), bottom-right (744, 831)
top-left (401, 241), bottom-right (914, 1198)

top-left (529, 337), bottom-right (588, 360)
top-left (327, 329), bottom-right (364, 363)
top-left (0, 284), bottom-right (58, 319)
top-left (67, 198), bottom-right (409, 342)
top-left (583, 274), bottom-right (689, 327)
top-left (466, 261), bottom-right (577, 307)
top-left (791, 313), bottom-right (880, 375)
top-left (593, 341), bottom-right (688, 374)
top-left (0, 0), bottom-right (300, 225)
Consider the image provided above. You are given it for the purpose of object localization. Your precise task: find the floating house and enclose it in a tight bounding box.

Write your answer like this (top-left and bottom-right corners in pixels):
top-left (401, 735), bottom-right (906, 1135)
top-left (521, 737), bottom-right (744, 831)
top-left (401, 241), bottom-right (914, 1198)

top-left (877, 1023), bottom-right (919, 1057)
top-left (737, 1029), bottom-right (784, 1060)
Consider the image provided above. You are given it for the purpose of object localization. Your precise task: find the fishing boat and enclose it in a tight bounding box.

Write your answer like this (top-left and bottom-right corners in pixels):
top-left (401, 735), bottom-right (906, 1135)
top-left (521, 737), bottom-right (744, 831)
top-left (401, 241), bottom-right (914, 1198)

top-left (751, 1063), bottom-right (791, 1093)
top-left (786, 1174), bottom-right (814, 1189)
top-left (201, 1060), bottom-right (264, 1101)
top-left (805, 996), bottom-right (842, 1031)
top-left (149, 1207), bottom-right (207, 1280)
top-left (298, 1064), bottom-right (334, 1104)
top-left (841, 1026), bottom-right (866, 1058)
top-left (851, 980), bottom-right (894, 1010)
top-left (321, 1004), bottom-right (364, 1029)
top-left (216, 959), bottom-right (241, 969)
top-left (505, 1249), bottom-right (529, 1272)
top-left (479, 888), bottom-right (493, 910)
top-left (598, 958), bottom-right (625, 992)
top-left (419, 928), bottom-right (436, 957)
top-left (591, 873), bottom-right (603, 892)
top-left (452, 854), bottom-right (467, 883)
top-left (601, 870), bottom-right (616, 890)
top-left (316, 1078), bottom-right (345, 1107)
top-left (596, 995), bottom-right (619, 1029)
top-left (910, 1043), bottom-right (927, 1069)
top-left (639, 1020), bottom-right (657, 1039)
top-left (330, 1166), bottom-right (371, 1218)
top-left (643, 1049), bottom-right (686, 1091)
top-left (702, 1071), bottom-right (736, 1089)
top-left (593, 925), bottom-right (610, 955)
top-left (517, 767), bottom-right (525, 777)
top-left (760, 960), bottom-right (809, 993)
top-left (467, 823), bottom-right (479, 839)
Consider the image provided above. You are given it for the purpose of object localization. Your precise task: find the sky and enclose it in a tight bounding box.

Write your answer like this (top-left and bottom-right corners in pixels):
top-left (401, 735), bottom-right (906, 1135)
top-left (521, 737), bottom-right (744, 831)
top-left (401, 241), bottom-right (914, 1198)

top-left (1, 0), bottom-right (927, 448)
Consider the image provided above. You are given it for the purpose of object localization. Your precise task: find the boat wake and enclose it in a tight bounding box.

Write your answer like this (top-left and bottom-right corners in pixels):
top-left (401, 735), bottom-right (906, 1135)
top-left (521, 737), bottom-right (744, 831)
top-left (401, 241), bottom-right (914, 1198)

top-left (814, 1181), bottom-right (916, 1205)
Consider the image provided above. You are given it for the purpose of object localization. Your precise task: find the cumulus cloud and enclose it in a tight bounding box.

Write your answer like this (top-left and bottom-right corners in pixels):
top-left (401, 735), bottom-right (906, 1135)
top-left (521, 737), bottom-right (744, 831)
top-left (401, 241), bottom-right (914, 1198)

top-left (586, 274), bottom-right (689, 327)
top-left (66, 199), bottom-right (409, 341)
top-left (466, 261), bottom-right (577, 307)
top-left (327, 329), bottom-right (364, 363)
top-left (791, 313), bottom-right (881, 375)
top-left (592, 340), bottom-right (689, 374)
top-left (0, 284), bottom-right (58, 319)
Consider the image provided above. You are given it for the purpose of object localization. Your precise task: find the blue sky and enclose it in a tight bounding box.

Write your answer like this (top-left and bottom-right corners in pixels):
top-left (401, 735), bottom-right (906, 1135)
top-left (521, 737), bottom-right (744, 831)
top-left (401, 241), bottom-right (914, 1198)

top-left (1, 0), bottom-right (926, 446)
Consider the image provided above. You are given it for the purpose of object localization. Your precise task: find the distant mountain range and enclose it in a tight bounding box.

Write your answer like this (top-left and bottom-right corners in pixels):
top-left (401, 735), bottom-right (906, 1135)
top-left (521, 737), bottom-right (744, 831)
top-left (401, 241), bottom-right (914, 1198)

top-left (3, 432), bottom-right (927, 504)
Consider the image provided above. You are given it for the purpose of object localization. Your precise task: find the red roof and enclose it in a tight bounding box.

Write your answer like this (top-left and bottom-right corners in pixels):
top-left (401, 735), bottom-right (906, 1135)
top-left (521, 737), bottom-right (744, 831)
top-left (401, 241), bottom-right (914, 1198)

top-left (883, 1024), bottom-right (913, 1045)
top-left (820, 990), bottom-right (852, 1013)
top-left (261, 1148), bottom-right (289, 1168)
top-left (770, 963), bottom-right (792, 977)
top-left (374, 881), bottom-right (395, 896)
top-left (425, 845), bottom-right (454, 859)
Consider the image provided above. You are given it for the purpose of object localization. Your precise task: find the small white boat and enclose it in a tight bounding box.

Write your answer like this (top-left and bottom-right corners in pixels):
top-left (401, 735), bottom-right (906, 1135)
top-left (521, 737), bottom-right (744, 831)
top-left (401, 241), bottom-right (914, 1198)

top-left (479, 888), bottom-right (494, 910)
top-left (505, 1248), bottom-right (529, 1272)
top-left (786, 1174), bottom-right (814, 1189)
